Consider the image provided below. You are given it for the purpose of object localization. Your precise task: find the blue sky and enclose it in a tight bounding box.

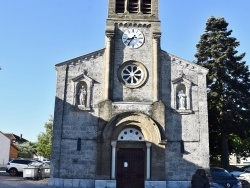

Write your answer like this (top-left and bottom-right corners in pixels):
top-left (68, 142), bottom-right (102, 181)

top-left (0, 0), bottom-right (249, 142)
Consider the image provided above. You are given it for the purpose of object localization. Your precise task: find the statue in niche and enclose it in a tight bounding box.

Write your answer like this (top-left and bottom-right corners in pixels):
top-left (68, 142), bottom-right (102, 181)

top-left (177, 90), bottom-right (186, 110)
top-left (78, 86), bottom-right (86, 106)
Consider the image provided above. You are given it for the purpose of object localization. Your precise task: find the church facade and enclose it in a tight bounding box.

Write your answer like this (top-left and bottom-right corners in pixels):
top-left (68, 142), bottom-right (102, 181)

top-left (49, 0), bottom-right (209, 188)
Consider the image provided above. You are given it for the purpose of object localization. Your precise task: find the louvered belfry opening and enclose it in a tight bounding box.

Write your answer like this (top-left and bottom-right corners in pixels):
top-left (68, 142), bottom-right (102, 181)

top-left (116, 0), bottom-right (125, 13)
top-left (115, 0), bottom-right (152, 14)
top-left (128, 0), bottom-right (139, 13)
top-left (141, 0), bottom-right (151, 14)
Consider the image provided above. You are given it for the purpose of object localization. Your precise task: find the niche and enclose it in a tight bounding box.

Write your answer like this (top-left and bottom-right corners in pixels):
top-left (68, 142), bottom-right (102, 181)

top-left (72, 73), bottom-right (93, 110)
top-left (172, 76), bottom-right (193, 114)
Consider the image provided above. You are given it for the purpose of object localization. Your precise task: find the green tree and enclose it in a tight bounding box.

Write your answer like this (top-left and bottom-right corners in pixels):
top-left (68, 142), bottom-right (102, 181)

top-left (195, 16), bottom-right (250, 169)
top-left (230, 133), bottom-right (250, 158)
top-left (36, 116), bottom-right (53, 159)
top-left (16, 142), bottom-right (37, 158)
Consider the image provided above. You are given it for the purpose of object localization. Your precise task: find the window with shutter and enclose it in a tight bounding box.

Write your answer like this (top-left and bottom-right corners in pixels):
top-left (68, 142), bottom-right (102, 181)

top-left (128, 0), bottom-right (139, 13)
top-left (116, 0), bottom-right (125, 13)
top-left (141, 0), bottom-right (151, 14)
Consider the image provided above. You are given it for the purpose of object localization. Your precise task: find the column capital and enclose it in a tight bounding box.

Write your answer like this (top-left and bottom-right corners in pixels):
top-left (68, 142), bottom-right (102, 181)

top-left (152, 31), bottom-right (161, 39)
top-left (146, 142), bottom-right (152, 148)
top-left (159, 139), bottom-right (167, 145)
top-left (105, 30), bottom-right (115, 39)
top-left (111, 141), bottom-right (117, 147)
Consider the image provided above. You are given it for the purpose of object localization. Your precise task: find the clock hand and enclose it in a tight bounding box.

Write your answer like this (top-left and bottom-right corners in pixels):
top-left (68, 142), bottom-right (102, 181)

top-left (128, 35), bottom-right (136, 45)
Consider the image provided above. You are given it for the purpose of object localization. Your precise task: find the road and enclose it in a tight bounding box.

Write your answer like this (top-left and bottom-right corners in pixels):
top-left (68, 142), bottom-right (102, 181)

top-left (0, 171), bottom-right (49, 188)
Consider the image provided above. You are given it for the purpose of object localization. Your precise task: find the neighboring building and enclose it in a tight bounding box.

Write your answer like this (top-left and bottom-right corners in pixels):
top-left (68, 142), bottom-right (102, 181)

top-left (0, 132), bottom-right (19, 167)
top-left (230, 154), bottom-right (250, 166)
top-left (4, 133), bottom-right (28, 145)
top-left (9, 143), bottom-right (19, 159)
top-left (50, 0), bottom-right (209, 188)
top-left (4, 133), bottom-right (16, 143)
top-left (1, 133), bottom-right (25, 164)
top-left (13, 134), bottom-right (28, 144)
top-left (0, 132), bottom-right (11, 168)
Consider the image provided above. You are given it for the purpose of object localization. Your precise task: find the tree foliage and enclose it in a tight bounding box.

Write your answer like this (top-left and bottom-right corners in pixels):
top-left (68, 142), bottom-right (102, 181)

top-left (195, 16), bottom-right (250, 169)
top-left (16, 142), bottom-right (36, 158)
top-left (229, 134), bottom-right (250, 158)
top-left (36, 116), bottom-right (53, 159)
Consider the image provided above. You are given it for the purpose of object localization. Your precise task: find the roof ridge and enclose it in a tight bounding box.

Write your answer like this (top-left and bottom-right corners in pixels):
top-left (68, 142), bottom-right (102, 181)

top-left (56, 48), bottom-right (105, 67)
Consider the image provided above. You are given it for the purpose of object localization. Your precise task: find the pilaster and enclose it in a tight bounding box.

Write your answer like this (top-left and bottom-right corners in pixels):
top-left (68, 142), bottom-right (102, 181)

top-left (152, 32), bottom-right (161, 101)
top-left (104, 31), bottom-right (114, 100)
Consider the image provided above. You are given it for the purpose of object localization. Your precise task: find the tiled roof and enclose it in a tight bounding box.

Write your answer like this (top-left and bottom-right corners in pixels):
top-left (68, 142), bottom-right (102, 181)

top-left (4, 133), bottom-right (16, 140)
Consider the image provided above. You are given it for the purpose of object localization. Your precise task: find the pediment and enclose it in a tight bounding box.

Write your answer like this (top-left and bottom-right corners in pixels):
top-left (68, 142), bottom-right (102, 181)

top-left (172, 76), bottom-right (192, 86)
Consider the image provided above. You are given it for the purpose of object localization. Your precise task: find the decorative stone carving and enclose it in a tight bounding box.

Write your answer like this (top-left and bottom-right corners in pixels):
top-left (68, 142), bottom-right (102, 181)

top-left (78, 86), bottom-right (87, 106)
top-left (117, 61), bottom-right (148, 89)
top-left (177, 90), bottom-right (186, 110)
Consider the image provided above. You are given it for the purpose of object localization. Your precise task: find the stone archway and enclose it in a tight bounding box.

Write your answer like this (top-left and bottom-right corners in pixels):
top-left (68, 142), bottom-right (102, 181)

top-left (101, 112), bottom-right (163, 186)
top-left (102, 112), bottom-right (163, 143)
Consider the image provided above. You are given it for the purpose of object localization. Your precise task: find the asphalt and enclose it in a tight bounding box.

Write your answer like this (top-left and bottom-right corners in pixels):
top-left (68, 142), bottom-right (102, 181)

top-left (0, 171), bottom-right (49, 188)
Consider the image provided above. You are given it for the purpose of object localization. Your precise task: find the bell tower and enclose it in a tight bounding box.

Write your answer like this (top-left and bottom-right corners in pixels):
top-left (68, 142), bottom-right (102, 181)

top-left (104, 0), bottom-right (161, 102)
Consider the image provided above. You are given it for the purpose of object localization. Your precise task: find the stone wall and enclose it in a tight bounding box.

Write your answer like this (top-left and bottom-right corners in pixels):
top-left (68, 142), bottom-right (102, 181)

top-left (51, 49), bottom-right (209, 184)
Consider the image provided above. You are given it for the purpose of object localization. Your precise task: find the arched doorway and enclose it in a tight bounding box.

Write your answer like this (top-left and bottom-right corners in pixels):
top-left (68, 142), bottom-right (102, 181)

top-left (110, 127), bottom-right (153, 188)
top-left (116, 128), bottom-right (146, 188)
top-left (101, 112), bottom-right (164, 187)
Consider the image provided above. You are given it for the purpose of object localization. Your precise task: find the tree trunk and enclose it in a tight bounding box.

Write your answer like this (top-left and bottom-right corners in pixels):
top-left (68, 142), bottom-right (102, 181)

top-left (221, 132), bottom-right (229, 170)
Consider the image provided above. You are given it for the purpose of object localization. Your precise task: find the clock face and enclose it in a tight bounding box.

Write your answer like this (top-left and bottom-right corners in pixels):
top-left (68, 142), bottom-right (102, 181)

top-left (122, 28), bottom-right (145, 49)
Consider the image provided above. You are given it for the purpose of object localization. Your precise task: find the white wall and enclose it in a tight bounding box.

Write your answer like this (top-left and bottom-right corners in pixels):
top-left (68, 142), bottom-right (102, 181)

top-left (230, 153), bottom-right (250, 166)
top-left (0, 132), bottom-right (10, 168)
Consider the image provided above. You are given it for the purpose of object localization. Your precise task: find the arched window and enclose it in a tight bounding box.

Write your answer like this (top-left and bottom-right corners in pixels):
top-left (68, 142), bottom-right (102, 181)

top-left (118, 128), bottom-right (145, 141)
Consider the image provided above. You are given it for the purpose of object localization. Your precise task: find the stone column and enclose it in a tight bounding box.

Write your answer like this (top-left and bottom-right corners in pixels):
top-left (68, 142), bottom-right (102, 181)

top-left (125, 0), bottom-right (128, 12)
top-left (104, 31), bottom-right (114, 100)
top-left (111, 141), bottom-right (117, 179)
top-left (146, 142), bottom-right (152, 180)
top-left (152, 32), bottom-right (161, 102)
top-left (138, 0), bottom-right (141, 13)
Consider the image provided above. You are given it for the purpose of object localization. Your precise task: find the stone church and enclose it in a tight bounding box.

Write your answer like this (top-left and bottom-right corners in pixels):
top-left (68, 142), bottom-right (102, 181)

top-left (49, 0), bottom-right (209, 187)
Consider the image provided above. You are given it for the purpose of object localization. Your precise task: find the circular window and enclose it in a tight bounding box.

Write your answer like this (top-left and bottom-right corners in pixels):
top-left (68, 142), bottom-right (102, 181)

top-left (118, 61), bottom-right (148, 88)
top-left (118, 128), bottom-right (144, 141)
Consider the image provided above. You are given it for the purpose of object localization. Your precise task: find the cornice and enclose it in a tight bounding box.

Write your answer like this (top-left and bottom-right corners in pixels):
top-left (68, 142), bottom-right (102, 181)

top-left (55, 48), bottom-right (105, 67)
top-left (115, 22), bottom-right (152, 28)
top-left (161, 50), bottom-right (209, 74)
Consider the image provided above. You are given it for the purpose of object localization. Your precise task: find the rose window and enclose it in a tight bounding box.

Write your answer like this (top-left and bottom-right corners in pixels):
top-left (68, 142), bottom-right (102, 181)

top-left (122, 65), bottom-right (143, 85)
top-left (118, 128), bottom-right (144, 141)
top-left (118, 61), bottom-right (148, 88)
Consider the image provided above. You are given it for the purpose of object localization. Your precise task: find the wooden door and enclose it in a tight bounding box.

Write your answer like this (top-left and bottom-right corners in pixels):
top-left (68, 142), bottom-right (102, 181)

top-left (116, 148), bottom-right (145, 188)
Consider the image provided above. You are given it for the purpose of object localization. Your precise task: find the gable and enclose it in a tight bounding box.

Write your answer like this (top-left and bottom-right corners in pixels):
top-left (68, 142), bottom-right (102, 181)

top-left (55, 49), bottom-right (105, 67)
top-left (161, 50), bottom-right (209, 75)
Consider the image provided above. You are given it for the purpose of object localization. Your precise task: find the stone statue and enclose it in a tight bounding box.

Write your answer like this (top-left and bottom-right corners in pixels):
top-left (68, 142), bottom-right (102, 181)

top-left (78, 86), bottom-right (86, 106)
top-left (178, 90), bottom-right (186, 110)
